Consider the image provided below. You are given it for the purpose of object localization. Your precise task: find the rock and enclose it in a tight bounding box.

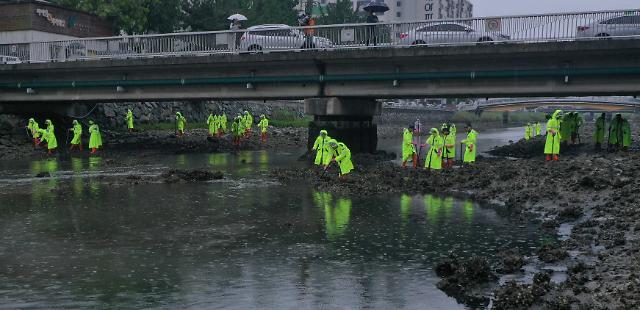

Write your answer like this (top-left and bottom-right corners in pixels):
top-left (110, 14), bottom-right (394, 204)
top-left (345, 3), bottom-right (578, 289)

top-left (159, 169), bottom-right (224, 182)
top-left (35, 172), bottom-right (51, 178)
top-left (537, 244), bottom-right (568, 263)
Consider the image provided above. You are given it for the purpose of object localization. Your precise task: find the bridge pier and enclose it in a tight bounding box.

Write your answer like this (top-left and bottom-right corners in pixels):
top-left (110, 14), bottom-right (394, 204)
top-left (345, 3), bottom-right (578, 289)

top-left (304, 97), bottom-right (381, 153)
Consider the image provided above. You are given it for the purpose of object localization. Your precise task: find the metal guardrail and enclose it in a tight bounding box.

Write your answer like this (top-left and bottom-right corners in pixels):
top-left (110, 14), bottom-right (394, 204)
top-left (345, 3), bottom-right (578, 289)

top-left (464, 97), bottom-right (640, 111)
top-left (1, 9), bottom-right (639, 64)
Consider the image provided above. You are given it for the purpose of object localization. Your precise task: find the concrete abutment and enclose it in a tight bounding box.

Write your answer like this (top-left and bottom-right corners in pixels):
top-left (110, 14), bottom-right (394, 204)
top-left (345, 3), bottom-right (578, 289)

top-left (305, 97), bottom-right (381, 154)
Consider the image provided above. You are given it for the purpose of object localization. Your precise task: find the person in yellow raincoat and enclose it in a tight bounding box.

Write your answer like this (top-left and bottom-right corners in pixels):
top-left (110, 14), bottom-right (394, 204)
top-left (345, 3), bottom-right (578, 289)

top-left (258, 114), bottom-right (269, 143)
top-left (329, 139), bottom-right (353, 179)
top-left (423, 128), bottom-right (443, 170)
top-left (69, 120), bottom-right (83, 151)
top-left (402, 126), bottom-right (417, 169)
top-left (535, 122), bottom-right (542, 136)
top-left (544, 110), bottom-right (562, 161)
top-left (88, 120), bottom-right (103, 154)
top-left (42, 119), bottom-right (57, 154)
top-left (125, 109), bottom-right (134, 132)
top-left (206, 114), bottom-right (216, 136)
top-left (175, 112), bottom-right (186, 137)
top-left (27, 118), bottom-right (41, 147)
top-left (525, 123), bottom-right (533, 141)
top-left (311, 130), bottom-right (332, 167)
top-left (461, 123), bottom-right (478, 164)
top-left (442, 126), bottom-right (456, 169)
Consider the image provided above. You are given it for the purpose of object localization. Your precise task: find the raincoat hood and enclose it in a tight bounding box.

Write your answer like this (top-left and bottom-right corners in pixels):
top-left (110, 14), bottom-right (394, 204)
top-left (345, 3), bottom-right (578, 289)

top-left (329, 139), bottom-right (338, 148)
top-left (430, 128), bottom-right (439, 135)
top-left (320, 130), bottom-right (328, 136)
top-left (73, 120), bottom-right (78, 125)
top-left (552, 110), bottom-right (563, 119)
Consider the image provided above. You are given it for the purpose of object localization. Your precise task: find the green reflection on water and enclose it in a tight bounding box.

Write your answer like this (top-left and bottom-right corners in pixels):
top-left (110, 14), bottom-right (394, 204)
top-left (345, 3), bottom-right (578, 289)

top-left (208, 153), bottom-right (228, 167)
top-left (31, 159), bottom-right (59, 206)
top-left (88, 157), bottom-right (102, 198)
top-left (314, 191), bottom-right (352, 240)
top-left (424, 194), bottom-right (443, 225)
top-left (400, 194), bottom-right (412, 224)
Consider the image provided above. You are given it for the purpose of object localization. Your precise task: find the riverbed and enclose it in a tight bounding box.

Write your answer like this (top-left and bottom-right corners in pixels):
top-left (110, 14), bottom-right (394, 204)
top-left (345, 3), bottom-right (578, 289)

top-left (0, 127), bottom-right (545, 309)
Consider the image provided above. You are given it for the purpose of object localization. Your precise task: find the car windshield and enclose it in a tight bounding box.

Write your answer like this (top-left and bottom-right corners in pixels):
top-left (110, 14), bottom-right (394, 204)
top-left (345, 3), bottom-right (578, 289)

top-left (417, 23), bottom-right (471, 32)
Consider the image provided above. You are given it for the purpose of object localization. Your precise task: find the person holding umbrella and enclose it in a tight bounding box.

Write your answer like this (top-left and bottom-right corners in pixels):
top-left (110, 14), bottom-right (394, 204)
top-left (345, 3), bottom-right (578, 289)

top-left (362, 1), bottom-right (389, 46)
top-left (228, 14), bottom-right (247, 51)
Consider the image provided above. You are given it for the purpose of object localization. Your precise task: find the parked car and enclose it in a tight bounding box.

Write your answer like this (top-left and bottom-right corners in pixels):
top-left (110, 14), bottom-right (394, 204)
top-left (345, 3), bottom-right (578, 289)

top-left (397, 22), bottom-right (510, 46)
top-left (0, 55), bottom-right (21, 64)
top-left (239, 24), bottom-right (333, 51)
top-left (577, 14), bottom-right (640, 38)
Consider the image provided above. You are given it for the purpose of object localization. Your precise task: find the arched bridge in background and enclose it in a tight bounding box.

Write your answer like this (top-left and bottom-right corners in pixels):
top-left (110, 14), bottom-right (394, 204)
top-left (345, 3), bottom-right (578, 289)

top-left (467, 97), bottom-right (640, 114)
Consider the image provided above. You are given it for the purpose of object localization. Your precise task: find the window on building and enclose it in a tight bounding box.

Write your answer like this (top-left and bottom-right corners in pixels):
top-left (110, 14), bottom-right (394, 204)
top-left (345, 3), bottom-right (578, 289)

top-left (425, 14), bottom-right (433, 20)
top-left (397, 1), bottom-right (401, 6)
top-left (396, 12), bottom-right (401, 17)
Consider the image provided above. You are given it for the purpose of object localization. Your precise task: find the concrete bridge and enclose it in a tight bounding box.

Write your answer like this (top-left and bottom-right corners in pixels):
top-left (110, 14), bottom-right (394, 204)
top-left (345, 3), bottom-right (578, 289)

top-left (468, 97), bottom-right (640, 113)
top-left (2, 10), bottom-right (640, 152)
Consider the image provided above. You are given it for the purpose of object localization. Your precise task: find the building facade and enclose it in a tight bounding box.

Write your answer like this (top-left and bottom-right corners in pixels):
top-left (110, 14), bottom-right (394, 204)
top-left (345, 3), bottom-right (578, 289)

top-left (0, 0), bottom-right (113, 45)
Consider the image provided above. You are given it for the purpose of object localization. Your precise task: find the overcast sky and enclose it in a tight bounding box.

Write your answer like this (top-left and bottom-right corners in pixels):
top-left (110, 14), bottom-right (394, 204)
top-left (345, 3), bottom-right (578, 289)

top-left (473, 0), bottom-right (637, 17)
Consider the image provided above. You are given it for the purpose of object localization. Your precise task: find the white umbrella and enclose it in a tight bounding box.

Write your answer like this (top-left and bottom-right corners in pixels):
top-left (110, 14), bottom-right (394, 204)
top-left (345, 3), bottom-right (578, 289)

top-left (227, 14), bottom-right (248, 21)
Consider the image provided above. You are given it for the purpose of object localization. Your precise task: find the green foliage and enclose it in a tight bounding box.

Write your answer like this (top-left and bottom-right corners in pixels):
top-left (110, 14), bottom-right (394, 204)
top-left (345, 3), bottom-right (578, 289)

top-left (269, 108), bottom-right (311, 127)
top-left (315, 0), bottom-right (363, 25)
top-left (137, 122), bottom-right (208, 130)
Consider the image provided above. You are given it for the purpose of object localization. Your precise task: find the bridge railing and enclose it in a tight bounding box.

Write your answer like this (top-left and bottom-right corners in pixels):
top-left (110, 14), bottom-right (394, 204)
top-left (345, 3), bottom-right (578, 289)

top-left (1, 9), bottom-right (639, 64)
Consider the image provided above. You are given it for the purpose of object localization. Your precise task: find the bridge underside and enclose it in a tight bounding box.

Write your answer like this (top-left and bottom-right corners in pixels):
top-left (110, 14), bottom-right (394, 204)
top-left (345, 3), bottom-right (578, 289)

top-left (479, 102), bottom-right (640, 113)
top-left (1, 40), bottom-right (640, 105)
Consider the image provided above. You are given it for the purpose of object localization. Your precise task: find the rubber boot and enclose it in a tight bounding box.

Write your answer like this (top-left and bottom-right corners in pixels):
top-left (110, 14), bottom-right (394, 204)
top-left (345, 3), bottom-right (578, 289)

top-left (553, 154), bottom-right (559, 161)
top-left (47, 149), bottom-right (52, 155)
top-left (412, 154), bottom-right (418, 169)
top-left (79, 144), bottom-right (83, 151)
top-left (546, 155), bottom-right (551, 161)
top-left (91, 148), bottom-right (97, 154)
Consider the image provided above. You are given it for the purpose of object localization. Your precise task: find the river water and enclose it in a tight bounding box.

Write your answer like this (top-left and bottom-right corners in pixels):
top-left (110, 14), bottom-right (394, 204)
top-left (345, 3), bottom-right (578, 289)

top-left (0, 127), bottom-right (543, 309)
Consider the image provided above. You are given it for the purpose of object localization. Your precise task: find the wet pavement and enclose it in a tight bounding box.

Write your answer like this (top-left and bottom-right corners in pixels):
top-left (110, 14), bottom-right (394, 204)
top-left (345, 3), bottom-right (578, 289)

top-left (0, 135), bottom-right (545, 309)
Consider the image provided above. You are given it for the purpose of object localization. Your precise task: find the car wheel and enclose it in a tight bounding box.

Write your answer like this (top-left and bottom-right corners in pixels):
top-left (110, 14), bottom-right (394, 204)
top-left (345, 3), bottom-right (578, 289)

top-left (412, 40), bottom-right (426, 46)
top-left (596, 33), bottom-right (611, 40)
top-left (478, 37), bottom-right (493, 43)
top-left (248, 45), bottom-right (263, 52)
top-left (301, 43), bottom-right (316, 49)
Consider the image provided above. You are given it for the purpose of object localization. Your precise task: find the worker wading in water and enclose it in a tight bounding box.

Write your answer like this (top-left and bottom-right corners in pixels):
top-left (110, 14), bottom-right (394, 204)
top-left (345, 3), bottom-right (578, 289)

top-left (69, 120), bottom-right (83, 151)
top-left (88, 120), bottom-right (103, 154)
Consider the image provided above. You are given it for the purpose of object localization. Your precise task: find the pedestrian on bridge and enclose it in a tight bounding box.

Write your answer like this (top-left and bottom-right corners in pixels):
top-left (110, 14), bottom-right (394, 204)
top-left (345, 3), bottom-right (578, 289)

top-left (402, 126), bottom-right (417, 169)
top-left (544, 110), bottom-right (562, 161)
top-left (88, 120), bottom-right (102, 154)
top-left (423, 128), bottom-right (443, 171)
top-left (312, 130), bottom-right (333, 168)
top-left (69, 120), bottom-right (83, 152)
top-left (365, 11), bottom-right (379, 46)
top-left (461, 123), bottom-right (477, 164)
top-left (175, 112), bottom-right (187, 137)
top-left (594, 113), bottom-right (607, 151)
top-left (329, 140), bottom-right (354, 180)
top-left (298, 12), bottom-right (316, 49)
top-left (125, 109), bottom-right (134, 132)
top-left (258, 114), bottom-right (269, 143)
top-left (27, 118), bottom-right (41, 147)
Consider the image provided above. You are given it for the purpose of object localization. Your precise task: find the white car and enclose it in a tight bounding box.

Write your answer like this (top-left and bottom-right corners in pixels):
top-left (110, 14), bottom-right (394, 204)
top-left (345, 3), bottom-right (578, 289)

top-left (239, 24), bottom-right (333, 52)
top-left (576, 15), bottom-right (640, 38)
top-left (0, 55), bottom-right (21, 64)
top-left (398, 22), bottom-right (510, 46)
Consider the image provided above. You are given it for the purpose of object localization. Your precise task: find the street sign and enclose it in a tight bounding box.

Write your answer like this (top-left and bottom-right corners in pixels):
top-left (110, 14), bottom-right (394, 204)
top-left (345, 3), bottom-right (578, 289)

top-left (485, 18), bottom-right (501, 31)
top-left (341, 28), bottom-right (355, 42)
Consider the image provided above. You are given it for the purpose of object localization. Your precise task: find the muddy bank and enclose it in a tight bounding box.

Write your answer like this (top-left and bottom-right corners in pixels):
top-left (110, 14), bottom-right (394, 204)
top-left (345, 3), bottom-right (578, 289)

top-left (273, 149), bottom-right (640, 309)
top-left (0, 126), bottom-right (307, 161)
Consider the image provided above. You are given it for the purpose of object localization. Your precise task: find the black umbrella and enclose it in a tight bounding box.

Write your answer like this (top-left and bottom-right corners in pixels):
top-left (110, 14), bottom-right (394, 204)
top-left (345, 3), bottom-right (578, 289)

top-left (363, 1), bottom-right (389, 13)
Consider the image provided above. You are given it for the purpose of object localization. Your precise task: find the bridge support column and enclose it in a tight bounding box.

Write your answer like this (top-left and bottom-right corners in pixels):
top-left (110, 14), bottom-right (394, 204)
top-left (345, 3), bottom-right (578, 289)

top-left (502, 111), bottom-right (509, 125)
top-left (304, 97), bottom-right (381, 153)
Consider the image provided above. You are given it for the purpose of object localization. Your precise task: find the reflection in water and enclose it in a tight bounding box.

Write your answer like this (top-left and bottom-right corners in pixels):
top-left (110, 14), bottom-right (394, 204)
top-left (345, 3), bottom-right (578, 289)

top-left (257, 150), bottom-right (269, 171)
top-left (400, 194), bottom-right (412, 224)
top-left (176, 154), bottom-right (187, 169)
top-left (314, 191), bottom-right (352, 240)
top-left (88, 157), bottom-right (102, 198)
top-left (464, 200), bottom-right (474, 223)
top-left (424, 194), bottom-right (443, 225)
top-left (208, 153), bottom-right (228, 167)
top-left (71, 158), bottom-right (84, 197)
top-left (31, 159), bottom-right (59, 206)
top-left (236, 151), bottom-right (253, 175)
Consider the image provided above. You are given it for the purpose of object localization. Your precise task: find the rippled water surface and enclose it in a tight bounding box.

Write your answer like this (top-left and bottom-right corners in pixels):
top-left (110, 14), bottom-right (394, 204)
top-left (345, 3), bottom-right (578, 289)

top-left (0, 144), bottom-right (541, 309)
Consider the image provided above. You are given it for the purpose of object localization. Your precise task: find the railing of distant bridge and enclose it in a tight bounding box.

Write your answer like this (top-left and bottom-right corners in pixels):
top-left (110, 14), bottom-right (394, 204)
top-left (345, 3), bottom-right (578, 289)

top-left (1, 9), bottom-right (639, 64)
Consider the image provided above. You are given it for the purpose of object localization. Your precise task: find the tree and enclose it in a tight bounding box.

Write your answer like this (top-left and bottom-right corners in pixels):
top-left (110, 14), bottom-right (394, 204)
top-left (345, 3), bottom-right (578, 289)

top-left (316, 0), bottom-right (363, 25)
